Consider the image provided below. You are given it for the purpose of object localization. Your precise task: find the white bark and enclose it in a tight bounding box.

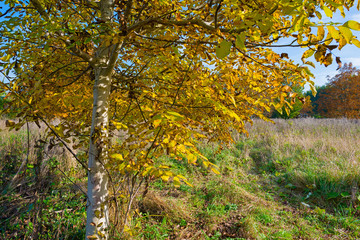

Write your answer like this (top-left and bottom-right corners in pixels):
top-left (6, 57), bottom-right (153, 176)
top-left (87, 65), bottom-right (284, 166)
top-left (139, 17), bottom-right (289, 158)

top-left (85, 0), bottom-right (115, 239)
top-left (85, 66), bottom-right (112, 239)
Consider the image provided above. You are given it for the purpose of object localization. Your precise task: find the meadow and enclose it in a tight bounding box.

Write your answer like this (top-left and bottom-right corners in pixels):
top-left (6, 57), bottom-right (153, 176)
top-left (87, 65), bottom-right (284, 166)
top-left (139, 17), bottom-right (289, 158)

top-left (1, 118), bottom-right (360, 239)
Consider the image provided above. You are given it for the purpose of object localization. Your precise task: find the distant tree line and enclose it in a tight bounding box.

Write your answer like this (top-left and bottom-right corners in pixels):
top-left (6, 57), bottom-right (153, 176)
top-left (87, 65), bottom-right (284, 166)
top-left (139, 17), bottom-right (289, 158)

top-left (303, 63), bottom-right (360, 119)
top-left (0, 93), bottom-right (8, 112)
top-left (269, 63), bottom-right (360, 119)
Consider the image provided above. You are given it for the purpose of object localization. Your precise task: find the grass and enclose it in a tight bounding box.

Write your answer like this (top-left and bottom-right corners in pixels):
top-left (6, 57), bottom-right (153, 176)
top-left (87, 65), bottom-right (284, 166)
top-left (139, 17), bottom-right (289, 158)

top-left (134, 118), bottom-right (360, 239)
top-left (1, 118), bottom-right (360, 239)
top-left (0, 119), bottom-right (87, 239)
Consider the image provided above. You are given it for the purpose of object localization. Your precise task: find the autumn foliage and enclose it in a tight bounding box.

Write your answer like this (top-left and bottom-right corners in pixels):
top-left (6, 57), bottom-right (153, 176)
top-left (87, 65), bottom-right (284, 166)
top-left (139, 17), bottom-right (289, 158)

top-left (314, 63), bottom-right (360, 118)
top-left (2, 0), bottom-right (360, 238)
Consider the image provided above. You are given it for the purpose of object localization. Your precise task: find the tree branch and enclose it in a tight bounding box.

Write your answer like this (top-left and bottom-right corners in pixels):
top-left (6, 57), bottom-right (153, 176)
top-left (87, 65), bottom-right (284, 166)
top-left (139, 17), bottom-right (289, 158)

top-left (128, 17), bottom-right (246, 34)
top-left (29, 0), bottom-right (94, 64)
top-left (214, 0), bottom-right (223, 29)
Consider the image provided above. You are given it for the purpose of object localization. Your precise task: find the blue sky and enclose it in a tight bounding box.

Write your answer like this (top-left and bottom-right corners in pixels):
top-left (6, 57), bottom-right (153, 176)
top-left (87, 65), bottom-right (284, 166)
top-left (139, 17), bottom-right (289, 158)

top-left (276, 7), bottom-right (360, 90)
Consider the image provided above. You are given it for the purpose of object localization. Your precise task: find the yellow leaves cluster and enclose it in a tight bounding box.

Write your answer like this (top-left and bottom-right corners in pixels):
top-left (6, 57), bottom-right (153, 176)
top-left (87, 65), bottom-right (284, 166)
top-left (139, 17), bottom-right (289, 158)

top-left (2, 0), bottom-right (360, 190)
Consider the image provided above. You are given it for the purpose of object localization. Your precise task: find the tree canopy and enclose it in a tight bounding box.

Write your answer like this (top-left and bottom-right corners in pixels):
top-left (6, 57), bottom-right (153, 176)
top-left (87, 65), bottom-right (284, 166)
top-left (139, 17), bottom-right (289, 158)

top-left (1, 0), bottom-right (360, 238)
top-left (314, 63), bottom-right (360, 118)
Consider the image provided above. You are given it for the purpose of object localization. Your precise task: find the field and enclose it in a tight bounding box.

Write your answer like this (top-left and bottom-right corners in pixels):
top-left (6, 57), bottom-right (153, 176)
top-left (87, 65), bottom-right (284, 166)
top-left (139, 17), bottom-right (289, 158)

top-left (1, 118), bottom-right (360, 239)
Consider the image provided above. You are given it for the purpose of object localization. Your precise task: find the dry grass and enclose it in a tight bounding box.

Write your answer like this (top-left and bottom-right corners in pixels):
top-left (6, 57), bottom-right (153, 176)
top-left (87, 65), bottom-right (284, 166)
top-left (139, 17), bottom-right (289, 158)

top-left (133, 118), bottom-right (360, 239)
top-left (1, 118), bottom-right (360, 239)
top-left (0, 119), bottom-right (81, 176)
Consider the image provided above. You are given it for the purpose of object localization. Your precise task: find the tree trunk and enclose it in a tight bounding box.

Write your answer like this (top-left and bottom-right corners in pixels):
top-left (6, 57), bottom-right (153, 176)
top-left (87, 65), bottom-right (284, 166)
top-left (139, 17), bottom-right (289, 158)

top-left (85, 1), bottom-right (114, 238)
top-left (84, 1), bottom-right (119, 239)
top-left (85, 65), bottom-right (112, 239)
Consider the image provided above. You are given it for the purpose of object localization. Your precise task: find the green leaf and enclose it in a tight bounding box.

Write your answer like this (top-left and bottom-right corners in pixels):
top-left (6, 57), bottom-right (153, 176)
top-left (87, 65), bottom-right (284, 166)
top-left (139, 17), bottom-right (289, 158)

top-left (341, 192), bottom-right (351, 197)
top-left (343, 20), bottom-right (360, 31)
top-left (235, 32), bottom-right (246, 50)
top-left (323, 6), bottom-right (333, 18)
top-left (216, 40), bottom-right (232, 59)
top-left (326, 192), bottom-right (339, 200)
top-left (327, 0), bottom-right (342, 8)
top-left (338, 26), bottom-right (353, 43)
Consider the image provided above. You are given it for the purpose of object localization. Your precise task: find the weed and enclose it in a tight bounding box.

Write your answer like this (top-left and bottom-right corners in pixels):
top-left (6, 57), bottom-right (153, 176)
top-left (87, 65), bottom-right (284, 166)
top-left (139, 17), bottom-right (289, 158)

top-left (2, 118), bottom-right (360, 239)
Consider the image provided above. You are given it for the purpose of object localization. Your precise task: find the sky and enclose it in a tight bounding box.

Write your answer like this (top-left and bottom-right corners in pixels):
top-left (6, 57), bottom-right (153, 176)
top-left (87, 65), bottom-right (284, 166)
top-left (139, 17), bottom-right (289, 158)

top-left (276, 7), bottom-right (360, 90)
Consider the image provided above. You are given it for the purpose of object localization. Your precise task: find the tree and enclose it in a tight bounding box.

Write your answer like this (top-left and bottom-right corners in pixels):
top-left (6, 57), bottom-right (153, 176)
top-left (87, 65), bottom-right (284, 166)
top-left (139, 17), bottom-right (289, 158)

top-left (1, 0), bottom-right (360, 238)
top-left (316, 63), bottom-right (360, 118)
top-left (303, 85), bottom-right (329, 117)
top-left (270, 82), bottom-right (308, 119)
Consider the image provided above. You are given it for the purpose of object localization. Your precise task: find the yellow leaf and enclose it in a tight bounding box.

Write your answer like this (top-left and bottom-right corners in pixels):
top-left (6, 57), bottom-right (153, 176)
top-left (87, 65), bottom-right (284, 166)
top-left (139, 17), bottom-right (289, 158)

top-left (344, 20), bottom-right (360, 31)
top-left (323, 53), bottom-right (332, 67)
top-left (173, 176), bottom-right (181, 188)
top-left (324, 33), bottom-right (333, 45)
top-left (283, 85), bottom-right (291, 92)
top-left (166, 111), bottom-right (184, 120)
top-left (153, 119), bottom-right (162, 128)
top-left (315, 11), bottom-right (322, 19)
top-left (210, 167), bottom-right (220, 175)
top-left (111, 154), bottom-right (123, 160)
top-left (302, 49), bottom-right (315, 60)
top-left (327, 26), bottom-right (340, 40)
top-left (187, 153), bottom-right (197, 164)
top-left (161, 175), bottom-right (170, 182)
top-left (5, 120), bottom-right (15, 127)
top-left (338, 6), bottom-right (345, 18)
top-left (284, 105), bottom-right (290, 116)
top-left (309, 83), bottom-right (317, 97)
top-left (183, 180), bottom-right (193, 187)
top-left (338, 26), bottom-right (353, 43)
top-left (0, 54), bottom-right (11, 62)
top-left (338, 36), bottom-right (347, 50)
top-left (352, 38), bottom-right (360, 48)
top-left (304, 61), bottom-right (315, 68)
top-left (112, 121), bottom-right (128, 129)
top-left (323, 6), bottom-right (333, 18)
top-left (230, 95), bottom-right (237, 107)
top-left (168, 140), bottom-right (177, 148)
top-left (317, 26), bottom-right (325, 41)
top-left (87, 235), bottom-right (98, 239)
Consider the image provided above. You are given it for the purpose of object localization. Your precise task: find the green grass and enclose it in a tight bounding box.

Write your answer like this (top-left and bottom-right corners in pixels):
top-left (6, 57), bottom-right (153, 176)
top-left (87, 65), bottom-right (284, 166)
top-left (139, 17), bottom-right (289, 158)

top-left (134, 119), bottom-right (360, 239)
top-left (0, 120), bottom-right (87, 239)
top-left (1, 118), bottom-right (360, 239)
